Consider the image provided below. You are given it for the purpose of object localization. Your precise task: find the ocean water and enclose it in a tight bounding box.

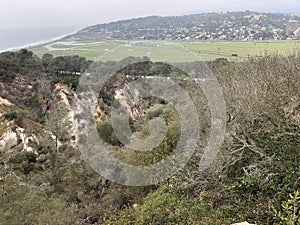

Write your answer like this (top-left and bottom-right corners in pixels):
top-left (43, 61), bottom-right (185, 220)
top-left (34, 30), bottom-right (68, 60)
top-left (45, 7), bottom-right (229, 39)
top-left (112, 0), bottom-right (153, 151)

top-left (0, 26), bottom-right (82, 52)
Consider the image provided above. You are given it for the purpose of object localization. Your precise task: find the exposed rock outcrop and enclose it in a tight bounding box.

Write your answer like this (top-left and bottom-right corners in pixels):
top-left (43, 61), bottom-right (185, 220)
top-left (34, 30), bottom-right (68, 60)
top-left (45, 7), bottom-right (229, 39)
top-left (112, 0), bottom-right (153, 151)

top-left (0, 124), bottom-right (37, 152)
top-left (0, 96), bottom-right (14, 107)
top-left (0, 80), bottom-right (75, 153)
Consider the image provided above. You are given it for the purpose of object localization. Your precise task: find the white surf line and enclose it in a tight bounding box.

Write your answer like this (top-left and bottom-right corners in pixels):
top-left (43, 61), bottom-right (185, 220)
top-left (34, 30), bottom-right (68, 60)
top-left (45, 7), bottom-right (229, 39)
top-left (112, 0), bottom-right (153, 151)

top-left (0, 28), bottom-right (83, 53)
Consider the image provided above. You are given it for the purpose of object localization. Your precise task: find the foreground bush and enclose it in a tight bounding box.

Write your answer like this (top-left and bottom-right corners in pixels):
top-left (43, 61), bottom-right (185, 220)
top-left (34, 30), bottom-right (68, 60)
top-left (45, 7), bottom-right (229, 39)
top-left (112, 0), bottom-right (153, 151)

top-left (274, 190), bottom-right (300, 225)
top-left (0, 175), bottom-right (77, 225)
top-left (104, 187), bottom-right (232, 225)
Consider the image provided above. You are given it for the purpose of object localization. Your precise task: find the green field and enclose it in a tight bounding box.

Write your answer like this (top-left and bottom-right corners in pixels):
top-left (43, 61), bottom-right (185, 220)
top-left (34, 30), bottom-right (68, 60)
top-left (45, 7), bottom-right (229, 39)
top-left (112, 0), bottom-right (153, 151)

top-left (30, 40), bottom-right (300, 62)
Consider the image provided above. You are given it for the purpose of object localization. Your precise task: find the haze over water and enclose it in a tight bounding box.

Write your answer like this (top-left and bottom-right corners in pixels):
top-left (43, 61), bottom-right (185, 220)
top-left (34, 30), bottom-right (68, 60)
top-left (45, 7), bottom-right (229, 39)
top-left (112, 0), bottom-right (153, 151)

top-left (0, 26), bottom-right (81, 51)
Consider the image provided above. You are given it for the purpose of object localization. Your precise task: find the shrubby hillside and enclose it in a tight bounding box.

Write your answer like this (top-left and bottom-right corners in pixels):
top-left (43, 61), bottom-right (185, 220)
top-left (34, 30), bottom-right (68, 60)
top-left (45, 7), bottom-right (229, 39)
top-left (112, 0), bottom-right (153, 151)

top-left (67, 11), bottom-right (300, 41)
top-left (0, 49), bottom-right (299, 224)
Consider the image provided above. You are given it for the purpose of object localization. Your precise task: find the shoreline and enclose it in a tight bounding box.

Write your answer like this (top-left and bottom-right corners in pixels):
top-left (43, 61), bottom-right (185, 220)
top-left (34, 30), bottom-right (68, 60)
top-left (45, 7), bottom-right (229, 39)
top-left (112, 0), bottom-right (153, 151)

top-left (0, 28), bottom-right (81, 53)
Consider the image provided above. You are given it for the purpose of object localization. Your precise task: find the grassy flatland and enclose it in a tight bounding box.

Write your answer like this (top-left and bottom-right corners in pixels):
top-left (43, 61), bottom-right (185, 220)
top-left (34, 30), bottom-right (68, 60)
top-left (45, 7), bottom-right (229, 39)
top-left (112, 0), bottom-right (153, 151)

top-left (178, 40), bottom-right (300, 60)
top-left (30, 40), bottom-right (300, 62)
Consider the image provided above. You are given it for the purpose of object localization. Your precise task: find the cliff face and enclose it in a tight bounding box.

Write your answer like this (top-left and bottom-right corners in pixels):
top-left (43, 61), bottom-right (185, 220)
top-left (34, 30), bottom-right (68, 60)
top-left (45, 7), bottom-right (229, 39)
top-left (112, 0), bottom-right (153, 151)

top-left (0, 71), bottom-right (154, 154)
top-left (0, 122), bottom-right (38, 153)
top-left (0, 73), bottom-right (74, 153)
top-left (0, 59), bottom-right (157, 154)
top-left (98, 74), bottom-right (150, 121)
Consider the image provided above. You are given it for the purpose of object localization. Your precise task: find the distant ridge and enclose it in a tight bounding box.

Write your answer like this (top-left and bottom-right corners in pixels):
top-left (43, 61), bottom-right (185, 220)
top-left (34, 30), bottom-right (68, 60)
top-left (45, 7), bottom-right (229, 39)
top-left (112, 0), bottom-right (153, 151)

top-left (65, 11), bottom-right (300, 41)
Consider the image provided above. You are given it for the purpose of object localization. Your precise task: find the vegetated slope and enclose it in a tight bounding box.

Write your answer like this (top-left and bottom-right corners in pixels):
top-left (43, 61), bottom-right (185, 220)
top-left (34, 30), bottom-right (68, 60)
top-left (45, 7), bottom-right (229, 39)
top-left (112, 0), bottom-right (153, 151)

top-left (0, 49), bottom-right (299, 224)
top-left (0, 49), bottom-right (91, 153)
top-left (103, 53), bottom-right (300, 225)
top-left (66, 11), bottom-right (300, 41)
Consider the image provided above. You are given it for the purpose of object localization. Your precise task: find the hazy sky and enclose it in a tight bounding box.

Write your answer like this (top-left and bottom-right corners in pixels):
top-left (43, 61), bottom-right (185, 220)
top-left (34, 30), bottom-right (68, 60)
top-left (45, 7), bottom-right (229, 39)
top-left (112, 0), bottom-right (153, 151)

top-left (0, 0), bottom-right (299, 29)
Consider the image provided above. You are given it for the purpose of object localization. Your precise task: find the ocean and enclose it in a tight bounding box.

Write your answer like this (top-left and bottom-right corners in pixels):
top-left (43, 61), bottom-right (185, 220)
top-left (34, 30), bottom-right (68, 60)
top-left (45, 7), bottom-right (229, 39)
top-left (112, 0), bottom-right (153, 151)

top-left (0, 26), bottom-right (82, 52)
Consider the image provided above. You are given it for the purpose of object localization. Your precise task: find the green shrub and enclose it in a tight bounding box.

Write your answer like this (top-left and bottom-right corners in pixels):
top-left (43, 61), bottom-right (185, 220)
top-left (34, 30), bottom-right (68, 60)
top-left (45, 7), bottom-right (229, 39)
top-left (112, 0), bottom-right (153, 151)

top-left (221, 121), bottom-right (300, 224)
top-left (3, 111), bottom-right (18, 121)
top-left (0, 175), bottom-right (77, 225)
top-left (104, 187), bottom-right (232, 225)
top-left (24, 95), bottom-right (39, 107)
top-left (145, 104), bottom-right (166, 120)
top-left (9, 151), bottom-right (36, 164)
top-left (9, 151), bottom-right (37, 176)
top-left (274, 191), bottom-right (300, 225)
top-left (96, 120), bottom-right (121, 146)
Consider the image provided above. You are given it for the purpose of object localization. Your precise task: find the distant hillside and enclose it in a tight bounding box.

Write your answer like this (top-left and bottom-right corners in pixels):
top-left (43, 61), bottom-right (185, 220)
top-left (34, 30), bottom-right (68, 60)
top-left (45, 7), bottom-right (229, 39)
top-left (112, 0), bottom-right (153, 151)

top-left (66, 11), bottom-right (300, 41)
